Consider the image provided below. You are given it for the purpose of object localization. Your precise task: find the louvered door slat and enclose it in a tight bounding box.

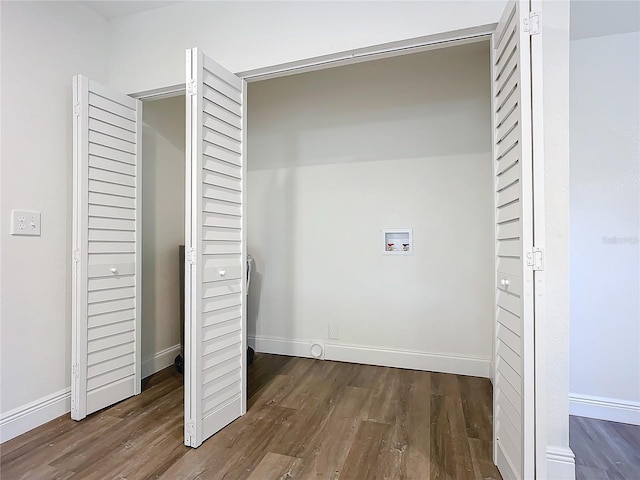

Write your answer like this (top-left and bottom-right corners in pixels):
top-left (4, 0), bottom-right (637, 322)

top-left (89, 156), bottom-right (137, 176)
top-left (185, 48), bottom-right (246, 448)
top-left (492, 2), bottom-right (535, 480)
top-left (89, 143), bottom-right (135, 164)
top-left (89, 168), bottom-right (136, 187)
top-left (89, 93), bottom-right (137, 121)
top-left (88, 308), bottom-right (135, 329)
top-left (89, 118), bottom-right (137, 144)
top-left (89, 192), bottom-right (136, 209)
top-left (89, 180), bottom-right (135, 198)
top-left (89, 106), bottom-right (136, 132)
top-left (72, 75), bottom-right (141, 421)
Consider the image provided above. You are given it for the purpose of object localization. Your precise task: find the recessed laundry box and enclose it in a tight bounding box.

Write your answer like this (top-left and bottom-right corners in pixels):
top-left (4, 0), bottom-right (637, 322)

top-left (382, 229), bottom-right (413, 255)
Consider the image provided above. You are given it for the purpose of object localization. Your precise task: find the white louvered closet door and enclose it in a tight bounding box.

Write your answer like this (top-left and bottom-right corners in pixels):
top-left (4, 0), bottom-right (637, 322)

top-left (184, 48), bottom-right (246, 448)
top-left (492, 2), bottom-right (535, 479)
top-left (72, 76), bottom-right (142, 420)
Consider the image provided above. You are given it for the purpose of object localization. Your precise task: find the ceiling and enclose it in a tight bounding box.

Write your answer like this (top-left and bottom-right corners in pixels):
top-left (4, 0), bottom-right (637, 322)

top-left (83, 1), bottom-right (182, 21)
top-left (83, 0), bottom-right (640, 38)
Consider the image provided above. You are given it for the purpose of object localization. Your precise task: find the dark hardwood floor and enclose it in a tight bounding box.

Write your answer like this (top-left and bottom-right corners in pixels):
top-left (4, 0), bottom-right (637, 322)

top-left (570, 415), bottom-right (640, 480)
top-left (1, 354), bottom-right (501, 479)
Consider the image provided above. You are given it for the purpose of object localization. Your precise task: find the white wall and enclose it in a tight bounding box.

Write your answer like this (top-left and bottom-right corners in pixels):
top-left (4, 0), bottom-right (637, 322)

top-left (569, 31), bottom-right (640, 424)
top-left (0, 1), bottom-right (109, 440)
top-left (247, 42), bottom-right (494, 376)
top-left (107, 0), bottom-right (507, 94)
top-left (141, 96), bottom-right (185, 376)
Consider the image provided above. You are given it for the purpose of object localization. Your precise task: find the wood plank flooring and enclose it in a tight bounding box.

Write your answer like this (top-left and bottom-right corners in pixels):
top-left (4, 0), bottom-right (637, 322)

top-left (570, 415), bottom-right (640, 480)
top-left (1, 354), bottom-right (501, 480)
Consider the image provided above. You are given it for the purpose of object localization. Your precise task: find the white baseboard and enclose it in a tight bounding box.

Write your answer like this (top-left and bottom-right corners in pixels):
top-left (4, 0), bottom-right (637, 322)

top-left (249, 336), bottom-right (314, 358)
top-left (546, 446), bottom-right (576, 480)
top-left (142, 344), bottom-right (181, 379)
top-left (249, 335), bottom-right (490, 378)
top-left (0, 388), bottom-right (71, 444)
top-left (1, 344), bottom-right (182, 444)
top-left (569, 393), bottom-right (640, 425)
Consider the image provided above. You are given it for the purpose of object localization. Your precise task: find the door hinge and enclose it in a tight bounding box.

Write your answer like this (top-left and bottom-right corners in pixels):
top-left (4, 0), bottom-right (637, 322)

top-left (72, 362), bottom-right (79, 378)
top-left (186, 247), bottom-right (196, 265)
top-left (523, 11), bottom-right (541, 35)
top-left (527, 246), bottom-right (544, 271)
top-left (185, 419), bottom-right (196, 438)
top-left (187, 80), bottom-right (197, 96)
top-left (73, 103), bottom-right (81, 117)
top-left (73, 249), bottom-right (81, 264)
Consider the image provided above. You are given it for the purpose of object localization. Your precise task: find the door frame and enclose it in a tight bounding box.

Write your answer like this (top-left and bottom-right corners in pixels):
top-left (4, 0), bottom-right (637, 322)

top-left (130, 21), bottom-right (545, 472)
top-left (130, 25), bottom-right (494, 101)
top-left (529, 0), bottom-right (548, 476)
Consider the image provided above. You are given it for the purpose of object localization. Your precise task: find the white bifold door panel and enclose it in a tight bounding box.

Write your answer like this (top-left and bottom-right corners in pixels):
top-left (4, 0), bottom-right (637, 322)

top-left (72, 75), bottom-right (142, 420)
top-left (492, 1), bottom-right (535, 479)
top-left (184, 48), bottom-right (247, 448)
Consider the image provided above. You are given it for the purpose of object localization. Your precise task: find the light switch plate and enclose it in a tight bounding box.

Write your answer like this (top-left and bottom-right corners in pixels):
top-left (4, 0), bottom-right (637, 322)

top-left (11, 210), bottom-right (41, 236)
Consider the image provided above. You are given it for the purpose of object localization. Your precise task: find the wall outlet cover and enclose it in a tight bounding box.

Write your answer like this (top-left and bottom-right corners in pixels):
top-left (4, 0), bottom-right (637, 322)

top-left (10, 210), bottom-right (41, 236)
top-left (328, 322), bottom-right (340, 340)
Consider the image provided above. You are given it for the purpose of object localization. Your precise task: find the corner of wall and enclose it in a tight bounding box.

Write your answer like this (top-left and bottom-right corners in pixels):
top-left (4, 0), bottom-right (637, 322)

top-left (546, 446), bottom-right (576, 480)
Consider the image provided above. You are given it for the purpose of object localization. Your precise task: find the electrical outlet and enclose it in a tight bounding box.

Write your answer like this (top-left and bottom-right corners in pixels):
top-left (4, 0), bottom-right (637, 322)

top-left (328, 322), bottom-right (340, 340)
top-left (11, 210), bottom-right (41, 236)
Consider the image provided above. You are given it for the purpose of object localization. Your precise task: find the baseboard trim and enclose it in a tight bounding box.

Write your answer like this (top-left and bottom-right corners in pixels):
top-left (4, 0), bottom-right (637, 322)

top-left (546, 446), bottom-right (576, 480)
top-left (142, 344), bottom-right (182, 379)
top-left (249, 335), bottom-right (490, 378)
top-left (1, 344), bottom-right (182, 444)
top-left (569, 393), bottom-right (640, 425)
top-left (249, 336), bottom-right (313, 359)
top-left (0, 388), bottom-right (71, 444)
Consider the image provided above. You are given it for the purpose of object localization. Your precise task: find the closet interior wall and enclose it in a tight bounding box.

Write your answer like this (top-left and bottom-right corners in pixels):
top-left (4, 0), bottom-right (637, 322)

top-left (246, 41), bottom-right (495, 374)
top-left (141, 95), bottom-right (186, 376)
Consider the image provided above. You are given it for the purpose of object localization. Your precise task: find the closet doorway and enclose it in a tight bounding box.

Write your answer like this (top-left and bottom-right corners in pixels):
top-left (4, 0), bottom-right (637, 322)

top-left (140, 95), bottom-right (186, 384)
top-left (72, 3), bottom-right (538, 478)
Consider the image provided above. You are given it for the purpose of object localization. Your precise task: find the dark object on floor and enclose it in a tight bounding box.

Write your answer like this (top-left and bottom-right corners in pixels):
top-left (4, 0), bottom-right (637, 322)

top-left (175, 354), bottom-right (183, 374)
top-left (178, 245), bottom-right (185, 377)
top-left (248, 346), bottom-right (255, 365)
